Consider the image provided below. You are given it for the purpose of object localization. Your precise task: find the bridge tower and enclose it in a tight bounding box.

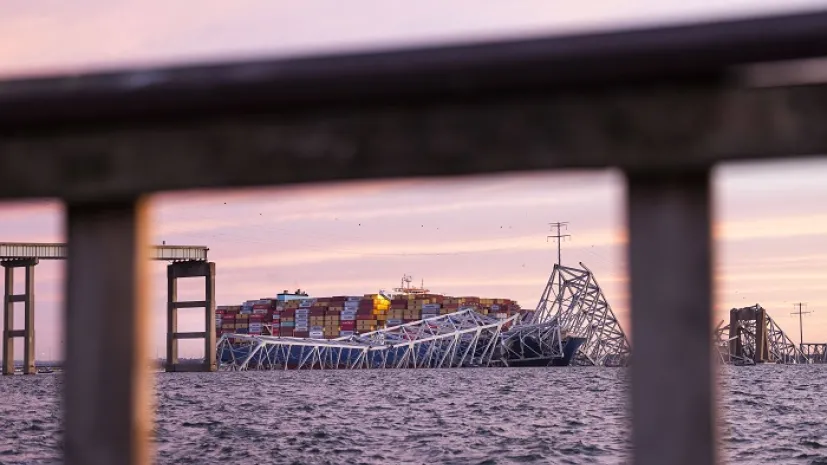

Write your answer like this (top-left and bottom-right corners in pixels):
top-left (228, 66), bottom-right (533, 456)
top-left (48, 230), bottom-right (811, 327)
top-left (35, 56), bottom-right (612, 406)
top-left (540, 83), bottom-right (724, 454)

top-left (2, 259), bottom-right (38, 375)
top-left (166, 260), bottom-right (216, 372)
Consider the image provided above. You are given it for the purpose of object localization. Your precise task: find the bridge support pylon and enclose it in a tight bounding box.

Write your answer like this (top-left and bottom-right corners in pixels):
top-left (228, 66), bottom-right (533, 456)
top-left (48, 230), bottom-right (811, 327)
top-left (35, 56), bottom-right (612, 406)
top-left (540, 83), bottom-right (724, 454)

top-left (2, 258), bottom-right (38, 375)
top-left (166, 260), bottom-right (216, 372)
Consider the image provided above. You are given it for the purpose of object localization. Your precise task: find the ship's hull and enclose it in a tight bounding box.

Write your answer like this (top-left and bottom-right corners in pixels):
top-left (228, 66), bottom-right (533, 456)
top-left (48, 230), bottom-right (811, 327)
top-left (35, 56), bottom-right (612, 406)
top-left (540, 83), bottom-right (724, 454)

top-left (505, 336), bottom-right (587, 367)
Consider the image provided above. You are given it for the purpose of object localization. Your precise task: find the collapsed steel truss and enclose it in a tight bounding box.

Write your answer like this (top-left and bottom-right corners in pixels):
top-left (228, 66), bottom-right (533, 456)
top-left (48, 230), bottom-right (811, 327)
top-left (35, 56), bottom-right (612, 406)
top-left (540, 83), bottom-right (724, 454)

top-left (217, 309), bottom-right (518, 371)
top-left (801, 343), bottom-right (827, 363)
top-left (714, 304), bottom-right (805, 364)
top-left (533, 263), bottom-right (631, 367)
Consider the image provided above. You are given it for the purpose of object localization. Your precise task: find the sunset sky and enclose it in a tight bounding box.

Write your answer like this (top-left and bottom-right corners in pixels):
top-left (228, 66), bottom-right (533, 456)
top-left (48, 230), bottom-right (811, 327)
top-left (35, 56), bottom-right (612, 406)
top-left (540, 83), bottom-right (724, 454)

top-left (3, 1), bottom-right (827, 358)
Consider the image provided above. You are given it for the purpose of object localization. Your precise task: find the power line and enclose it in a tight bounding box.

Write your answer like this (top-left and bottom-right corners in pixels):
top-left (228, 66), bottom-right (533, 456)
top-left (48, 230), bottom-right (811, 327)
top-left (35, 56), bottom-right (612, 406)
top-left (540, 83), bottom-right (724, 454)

top-left (791, 302), bottom-right (812, 354)
top-left (547, 222), bottom-right (570, 267)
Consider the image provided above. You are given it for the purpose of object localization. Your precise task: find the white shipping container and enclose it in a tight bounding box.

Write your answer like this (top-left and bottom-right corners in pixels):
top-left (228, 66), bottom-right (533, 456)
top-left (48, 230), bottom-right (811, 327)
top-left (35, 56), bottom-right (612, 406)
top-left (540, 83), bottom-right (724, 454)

top-left (422, 303), bottom-right (441, 310)
top-left (310, 326), bottom-right (324, 332)
top-left (253, 308), bottom-right (268, 314)
top-left (299, 299), bottom-right (315, 308)
top-left (339, 330), bottom-right (355, 336)
top-left (346, 296), bottom-right (361, 302)
top-left (491, 304), bottom-right (500, 311)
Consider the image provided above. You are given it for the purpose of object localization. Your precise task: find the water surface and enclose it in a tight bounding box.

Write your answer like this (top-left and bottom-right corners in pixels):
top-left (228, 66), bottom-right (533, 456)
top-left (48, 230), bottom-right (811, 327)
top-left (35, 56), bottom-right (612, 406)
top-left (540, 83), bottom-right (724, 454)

top-left (0, 366), bottom-right (825, 464)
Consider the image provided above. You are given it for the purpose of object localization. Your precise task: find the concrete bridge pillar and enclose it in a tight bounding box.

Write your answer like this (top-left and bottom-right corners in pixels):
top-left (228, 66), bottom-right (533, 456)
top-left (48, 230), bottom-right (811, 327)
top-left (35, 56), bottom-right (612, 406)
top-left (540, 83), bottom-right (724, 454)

top-left (2, 258), bottom-right (38, 375)
top-left (166, 261), bottom-right (216, 372)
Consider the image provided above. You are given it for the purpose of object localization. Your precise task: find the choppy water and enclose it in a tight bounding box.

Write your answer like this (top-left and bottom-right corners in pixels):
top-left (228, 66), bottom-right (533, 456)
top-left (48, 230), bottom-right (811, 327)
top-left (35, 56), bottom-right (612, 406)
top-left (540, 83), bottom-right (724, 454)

top-left (0, 366), bottom-right (825, 464)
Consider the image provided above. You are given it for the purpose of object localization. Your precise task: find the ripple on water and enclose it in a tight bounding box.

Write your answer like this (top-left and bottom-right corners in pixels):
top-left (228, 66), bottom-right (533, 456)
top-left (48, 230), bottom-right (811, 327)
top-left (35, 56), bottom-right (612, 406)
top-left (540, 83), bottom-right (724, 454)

top-left (3, 366), bottom-right (827, 463)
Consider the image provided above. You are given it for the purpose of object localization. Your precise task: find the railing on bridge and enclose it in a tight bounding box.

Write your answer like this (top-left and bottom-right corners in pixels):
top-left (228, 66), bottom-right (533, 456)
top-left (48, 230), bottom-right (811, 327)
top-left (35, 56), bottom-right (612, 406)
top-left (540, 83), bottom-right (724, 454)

top-left (3, 7), bottom-right (827, 465)
top-left (0, 242), bottom-right (208, 261)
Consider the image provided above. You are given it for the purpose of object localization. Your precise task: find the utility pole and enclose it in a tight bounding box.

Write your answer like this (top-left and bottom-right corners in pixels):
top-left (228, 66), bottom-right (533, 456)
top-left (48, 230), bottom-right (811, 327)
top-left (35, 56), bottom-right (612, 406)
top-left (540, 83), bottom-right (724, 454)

top-left (547, 222), bottom-right (571, 267)
top-left (791, 302), bottom-right (812, 358)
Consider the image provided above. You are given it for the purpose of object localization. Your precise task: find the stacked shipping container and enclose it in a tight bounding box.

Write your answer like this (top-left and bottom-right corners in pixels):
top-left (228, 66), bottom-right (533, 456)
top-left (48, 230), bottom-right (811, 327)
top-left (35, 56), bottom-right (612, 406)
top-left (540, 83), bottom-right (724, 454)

top-left (216, 293), bottom-right (522, 341)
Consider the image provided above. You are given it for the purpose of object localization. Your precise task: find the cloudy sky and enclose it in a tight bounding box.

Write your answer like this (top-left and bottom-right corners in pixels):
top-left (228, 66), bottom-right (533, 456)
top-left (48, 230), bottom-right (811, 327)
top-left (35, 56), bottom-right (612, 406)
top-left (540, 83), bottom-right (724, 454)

top-left (2, 1), bottom-right (827, 358)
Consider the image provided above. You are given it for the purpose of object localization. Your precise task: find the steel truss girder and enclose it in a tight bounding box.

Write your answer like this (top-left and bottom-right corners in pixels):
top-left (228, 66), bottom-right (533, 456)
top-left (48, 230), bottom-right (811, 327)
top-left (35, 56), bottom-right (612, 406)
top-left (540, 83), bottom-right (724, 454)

top-left (532, 262), bottom-right (631, 367)
top-left (802, 343), bottom-right (827, 363)
top-left (217, 308), bottom-right (518, 371)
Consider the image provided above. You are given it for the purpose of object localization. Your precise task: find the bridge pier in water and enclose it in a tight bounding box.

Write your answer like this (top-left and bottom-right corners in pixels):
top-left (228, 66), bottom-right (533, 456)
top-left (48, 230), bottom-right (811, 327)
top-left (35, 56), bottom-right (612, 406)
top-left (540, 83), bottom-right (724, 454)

top-left (729, 306), bottom-right (770, 364)
top-left (0, 242), bottom-right (211, 376)
top-left (2, 258), bottom-right (38, 375)
top-left (166, 260), bottom-right (216, 372)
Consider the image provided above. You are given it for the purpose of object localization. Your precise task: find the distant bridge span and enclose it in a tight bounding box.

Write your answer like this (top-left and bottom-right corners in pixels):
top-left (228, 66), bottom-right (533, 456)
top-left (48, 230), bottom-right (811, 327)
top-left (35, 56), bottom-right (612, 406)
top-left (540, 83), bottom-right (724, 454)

top-left (0, 242), bottom-right (208, 261)
top-left (1, 242), bottom-right (215, 375)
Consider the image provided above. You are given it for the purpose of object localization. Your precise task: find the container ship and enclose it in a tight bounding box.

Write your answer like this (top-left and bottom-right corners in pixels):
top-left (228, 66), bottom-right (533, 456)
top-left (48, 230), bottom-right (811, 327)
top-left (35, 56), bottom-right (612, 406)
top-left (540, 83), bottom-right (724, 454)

top-left (215, 275), bottom-right (587, 370)
top-left (216, 277), bottom-right (524, 340)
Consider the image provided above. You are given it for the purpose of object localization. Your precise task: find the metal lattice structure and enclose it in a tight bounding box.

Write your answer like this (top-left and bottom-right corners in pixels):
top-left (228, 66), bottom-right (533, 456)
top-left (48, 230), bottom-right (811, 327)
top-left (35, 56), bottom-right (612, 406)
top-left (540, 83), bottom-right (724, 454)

top-left (802, 344), bottom-right (827, 363)
top-left (217, 309), bottom-right (518, 370)
top-left (714, 304), bottom-right (805, 364)
top-left (532, 263), bottom-right (631, 367)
